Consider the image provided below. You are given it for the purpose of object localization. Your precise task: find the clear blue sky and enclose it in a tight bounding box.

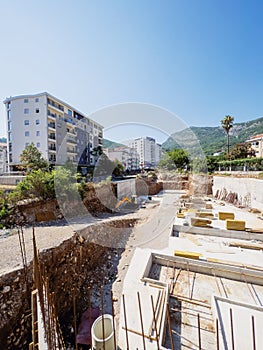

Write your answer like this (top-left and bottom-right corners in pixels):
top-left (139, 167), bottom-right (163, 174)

top-left (1, 0), bottom-right (263, 143)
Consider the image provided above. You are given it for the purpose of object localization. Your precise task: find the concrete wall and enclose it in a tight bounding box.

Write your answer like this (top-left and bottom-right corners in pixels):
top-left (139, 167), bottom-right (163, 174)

top-left (115, 178), bottom-right (136, 199)
top-left (213, 176), bottom-right (263, 211)
top-left (0, 175), bottom-right (25, 185)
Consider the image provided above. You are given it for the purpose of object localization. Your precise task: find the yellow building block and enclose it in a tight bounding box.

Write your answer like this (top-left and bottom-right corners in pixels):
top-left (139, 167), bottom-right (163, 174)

top-left (205, 203), bottom-right (213, 210)
top-left (218, 211), bottom-right (235, 220)
top-left (196, 212), bottom-right (214, 219)
top-left (226, 219), bottom-right (246, 231)
top-left (177, 212), bottom-right (185, 218)
top-left (191, 217), bottom-right (212, 227)
top-left (174, 250), bottom-right (202, 260)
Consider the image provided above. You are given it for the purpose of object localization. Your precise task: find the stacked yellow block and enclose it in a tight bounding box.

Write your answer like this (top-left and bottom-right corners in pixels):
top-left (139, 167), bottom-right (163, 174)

top-left (196, 212), bottom-right (214, 219)
top-left (205, 203), bottom-right (213, 210)
top-left (191, 217), bottom-right (212, 227)
top-left (177, 212), bottom-right (185, 218)
top-left (174, 250), bottom-right (202, 260)
top-left (226, 220), bottom-right (246, 231)
top-left (218, 211), bottom-right (235, 220)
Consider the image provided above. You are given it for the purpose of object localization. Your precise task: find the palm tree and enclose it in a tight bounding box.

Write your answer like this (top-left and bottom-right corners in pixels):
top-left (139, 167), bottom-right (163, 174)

top-left (221, 115), bottom-right (234, 157)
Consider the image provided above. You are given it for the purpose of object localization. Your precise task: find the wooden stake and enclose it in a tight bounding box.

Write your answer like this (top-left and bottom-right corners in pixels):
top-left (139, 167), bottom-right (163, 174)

top-left (252, 315), bottom-right (256, 350)
top-left (230, 308), bottom-right (235, 350)
top-left (101, 286), bottom-right (105, 350)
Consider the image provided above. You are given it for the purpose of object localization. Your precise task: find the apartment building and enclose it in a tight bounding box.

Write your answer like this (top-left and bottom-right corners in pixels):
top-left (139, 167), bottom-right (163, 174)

top-left (246, 133), bottom-right (263, 158)
top-left (0, 142), bottom-right (8, 174)
top-left (124, 137), bottom-right (162, 169)
top-left (4, 92), bottom-right (103, 171)
top-left (106, 146), bottom-right (140, 171)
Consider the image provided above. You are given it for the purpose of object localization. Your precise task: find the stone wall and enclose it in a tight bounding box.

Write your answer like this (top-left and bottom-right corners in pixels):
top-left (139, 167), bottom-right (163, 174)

top-left (0, 218), bottom-right (137, 349)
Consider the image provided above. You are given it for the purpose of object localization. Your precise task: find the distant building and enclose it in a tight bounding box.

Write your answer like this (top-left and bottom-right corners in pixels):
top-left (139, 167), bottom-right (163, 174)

top-left (0, 142), bottom-right (8, 174)
top-left (106, 146), bottom-right (140, 171)
top-left (4, 92), bottom-right (103, 171)
top-left (124, 137), bottom-right (162, 169)
top-left (246, 133), bottom-right (263, 158)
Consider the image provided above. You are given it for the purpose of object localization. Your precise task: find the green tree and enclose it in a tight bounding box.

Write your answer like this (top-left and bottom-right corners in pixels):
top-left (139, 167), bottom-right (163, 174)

top-left (158, 149), bottom-right (189, 171)
top-left (112, 160), bottom-right (124, 177)
top-left (20, 143), bottom-right (48, 173)
top-left (221, 115), bottom-right (234, 157)
top-left (9, 169), bottom-right (55, 202)
top-left (229, 142), bottom-right (256, 160)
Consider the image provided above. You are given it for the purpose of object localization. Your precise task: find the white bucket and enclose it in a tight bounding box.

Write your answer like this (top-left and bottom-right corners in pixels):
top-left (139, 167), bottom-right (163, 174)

top-left (91, 314), bottom-right (115, 350)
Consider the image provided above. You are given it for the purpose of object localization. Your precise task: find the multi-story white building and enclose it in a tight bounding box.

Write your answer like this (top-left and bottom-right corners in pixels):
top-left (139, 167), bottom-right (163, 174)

top-left (106, 146), bottom-right (140, 171)
top-left (4, 92), bottom-right (103, 171)
top-left (0, 142), bottom-right (8, 174)
top-left (246, 133), bottom-right (263, 158)
top-left (124, 137), bottom-right (162, 169)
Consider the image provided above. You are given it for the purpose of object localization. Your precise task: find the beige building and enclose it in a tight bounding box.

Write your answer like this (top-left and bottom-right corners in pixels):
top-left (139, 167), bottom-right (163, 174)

top-left (246, 133), bottom-right (263, 158)
top-left (4, 92), bottom-right (103, 171)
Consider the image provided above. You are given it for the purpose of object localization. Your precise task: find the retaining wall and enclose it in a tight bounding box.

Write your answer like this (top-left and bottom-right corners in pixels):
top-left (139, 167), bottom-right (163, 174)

top-left (213, 176), bottom-right (263, 211)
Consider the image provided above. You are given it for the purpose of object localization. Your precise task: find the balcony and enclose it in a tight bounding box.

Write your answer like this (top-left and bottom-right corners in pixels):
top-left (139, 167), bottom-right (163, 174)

top-left (48, 122), bottom-right (56, 130)
top-left (67, 136), bottom-right (77, 144)
top-left (48, 145), bottom-right (56, 152)
top-left (48, 134), bottom-right (56, 141)
top-left (67, 148), bottom-right (77, 154)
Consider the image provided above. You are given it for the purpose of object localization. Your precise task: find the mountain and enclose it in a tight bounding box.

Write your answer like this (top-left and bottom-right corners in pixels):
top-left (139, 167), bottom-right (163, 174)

top-left (162, 117), bottom-right (263, 156)
top-left (102, 138), bottom-right (125, 149)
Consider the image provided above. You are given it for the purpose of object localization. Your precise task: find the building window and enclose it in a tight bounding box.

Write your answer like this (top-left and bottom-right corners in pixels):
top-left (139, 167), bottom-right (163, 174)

top-left (8, 133), bottom-right (12, 142)
top-left (8, 121), bottom-right (12, 131)
top-left (35, 98), bottom-right (39, 102)
top-left (24, 120), bottom-right (29, 125)
top-left (7, 110), bottom-right (11, 120)
top-left (36, 108), bottom-right (40, 113)
top-left (68, 109), bottom-right (72, 116)
top-left (24, 98), bottom-right (29, 103)
top-left (24, 108), bottom-right (29, 114)
top-left (25, 131), bottom-right (30, 137)
top-left (37, 142), bottom-right (40, 148)
top-left (36, 119), bottom-right (40, 125)
top-left (36, 131), bottom-right (40, 136)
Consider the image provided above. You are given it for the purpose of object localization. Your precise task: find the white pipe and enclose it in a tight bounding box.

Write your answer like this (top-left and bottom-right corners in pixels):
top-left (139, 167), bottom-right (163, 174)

top-left (91, 314), bottom-right (115, 350)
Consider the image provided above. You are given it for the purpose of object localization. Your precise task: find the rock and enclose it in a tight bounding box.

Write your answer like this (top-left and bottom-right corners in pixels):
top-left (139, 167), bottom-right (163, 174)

top-left (3, 286), bottom-right (11, 293)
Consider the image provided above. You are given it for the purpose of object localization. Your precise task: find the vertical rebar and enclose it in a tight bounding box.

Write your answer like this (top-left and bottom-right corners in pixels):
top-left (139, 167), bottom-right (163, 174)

top-left (252, 315), bottom-right (256, 350)
top-left (197, 313), bottom-right (201, 350)
top-left (216, 318), bottom-right (219, 350)
top-left (122, 294), bottom-right (129, 350)
top-left (137, 292), bottom-right (146, 350)
top-left (88, 287), bottom-right (92, 350)
top-left (166, 302), bottom-right (175, 350)
top-left (73, 289), bottom-right (78, 350)
top-left (111, 291), bottom-right (117, 350)
top-left (187, 262), bottom-right (190, 299)
top-left (230, 308), bottom-right (235, 350)
top-left (150, 295), bottom-right (160, 349)
top-left (101, 286), bottom-right (105, 350)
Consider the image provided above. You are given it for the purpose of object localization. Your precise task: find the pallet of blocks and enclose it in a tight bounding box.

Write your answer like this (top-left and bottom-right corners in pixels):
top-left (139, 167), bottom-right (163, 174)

top-left (226, 219), bottom-right (246, 231)
top-left (196, 212), bottom-right (214, 219)
top-left (177, 212), bottom-right (185, 218)
top-left (191, 217), bottom-right (212, 227)
top-left (218, 211), bottom-right (235, 220)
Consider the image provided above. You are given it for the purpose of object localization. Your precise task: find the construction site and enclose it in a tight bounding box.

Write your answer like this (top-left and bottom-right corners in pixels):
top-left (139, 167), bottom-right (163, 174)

top-left (0, 174), bottom-right (263, 349)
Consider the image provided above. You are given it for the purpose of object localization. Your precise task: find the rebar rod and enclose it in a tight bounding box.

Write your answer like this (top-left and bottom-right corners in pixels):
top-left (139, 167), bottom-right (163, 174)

top-left (101, 286), bottom-right (106, 350)
top-left (150, 295), bottom-right (160, 350)
top-left (111, 290), bottom-right (117, 350)
top-left (137, 292), bottom-right (146, 350)
top-left (122, 294), bottom-right (129, 350)
top-left (166, 302), bottom-right (175, 350)
top-left (230, 308), bottom-right (235, 350)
